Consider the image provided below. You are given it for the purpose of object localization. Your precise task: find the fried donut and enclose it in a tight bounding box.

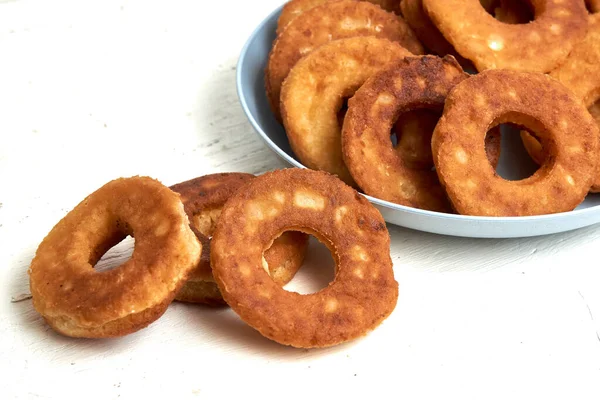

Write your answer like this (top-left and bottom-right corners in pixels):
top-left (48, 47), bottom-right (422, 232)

top-left (266, 0), bottom-right (424, 121)
top-left (342, 56), bottom-right (471, 212)
top-left (431, 70), bottom-right (599, 216)
top-left (28, 176), bottom-right (202, 338)
top-left (210, 168), bottom-right (398, 348)
top-left (276, 0), bottom-right (403, 36)
top-left (521, 14), bottom-right (600, 192)
top-left (280, 37), bottom-right (413, 186)
top-left (169, 173), bottom-right (309, 305)
top-left (422, 0), bottom-right (588, 73)
top-left (393, 110), bottom-right (501, 171)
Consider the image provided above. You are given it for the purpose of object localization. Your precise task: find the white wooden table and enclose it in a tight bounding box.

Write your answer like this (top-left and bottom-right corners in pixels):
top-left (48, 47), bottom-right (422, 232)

top-left (1, 1), bottom-right (600, 398)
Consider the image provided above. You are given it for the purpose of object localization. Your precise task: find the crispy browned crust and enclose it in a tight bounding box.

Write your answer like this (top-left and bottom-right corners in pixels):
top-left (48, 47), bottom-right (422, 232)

top-left (170, 173), bottom-right (309, 305)
top-left (521, 15), bottom-right (600, 192)
top-left (549, 14), bottom-right (600, 108)
top-left (422, 0), bottom-right (588, 73)
top-left (400, 0), bottom-right (474, 69)
top-left (276, 0), bottom-right (404, 36)
top-left (210, 168), bottom-right (398, 348)
top-left (342, 56), bottom-right (470, 212)
top-left (266, 0), bottom-right (424, 121)
top-left (432, 70), bottom-right (599, 216)
top-left (28, 176), bottom-right (202, 338)
top-left (280, 37), bottom-right (413, 186)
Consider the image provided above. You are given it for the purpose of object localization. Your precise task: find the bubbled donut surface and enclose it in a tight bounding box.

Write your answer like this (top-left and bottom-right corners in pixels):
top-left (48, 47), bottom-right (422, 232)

top-left (210, 168), bottom-right (398, 348)
top-left (276, 0), bottom-right (403, 36)
top-left (170, 173), bottom-right (308, 305)
top-left (432, 70), bottom-right (600, 216)
top-left (266, 0), bottom-right (424, 121)
top-left (28, 176), bottom-right (202, 338)
top-left (280, 36), bottom-right (413, 186)
top-left (422, 0), bottom-right (589, 72)
top-left (342, 55), bottom-right (500, 213)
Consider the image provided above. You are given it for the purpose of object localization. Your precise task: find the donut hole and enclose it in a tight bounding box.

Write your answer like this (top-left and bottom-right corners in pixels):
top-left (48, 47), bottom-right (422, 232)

top-left (191, 208), bottom-right (221, 238)
top-left (489, 122), bottom-right (541, 181)
top-left (282, 234), bottom-right (335, 295)
top-left (586, 0), bottom-right (600, 14)
top-left (589, 99), bottom-right (600, 121)
top-left (481, 0), bottom-right (534, 24)
top-left (94, 235), bottom-right (135, 273)
top-left (391, 109), bottom-right (442, 169)
top-left (337, 100), bottom-right (349, 127)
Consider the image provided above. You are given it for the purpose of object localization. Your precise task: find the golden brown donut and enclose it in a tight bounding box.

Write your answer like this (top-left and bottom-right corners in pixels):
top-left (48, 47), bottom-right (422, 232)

top-left (521, 14), bottom-right (600, 192)
top-left (169, 173), bottom-right (309, 305)
top-left (276, 0), bottom-right (404, 36)
top-left (28, 176), bottom-right (202, 338)
top-left (280, 37), bottom-right (413, 186)
top-left (266, 0), bottom-right (424, 121)
top-left (342, 55), bottom-right (501, 213)
top-left (210, 168), bottom-right (398, 348)
top-left (422, 0), bottom-right (589, 72)
top-left (431, 70), bottom-right (599, 216)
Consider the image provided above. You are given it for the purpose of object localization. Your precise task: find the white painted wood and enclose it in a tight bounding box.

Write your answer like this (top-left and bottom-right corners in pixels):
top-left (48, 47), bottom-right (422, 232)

top-left (0, 1), bottom-right (599, 399)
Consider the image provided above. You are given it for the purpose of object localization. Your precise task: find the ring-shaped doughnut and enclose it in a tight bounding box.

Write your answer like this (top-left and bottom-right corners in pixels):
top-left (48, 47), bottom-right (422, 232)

top-left (28, 176), bottom-right (202, 337)
top-left (169, 173), bottom-right (309, 305)
top-left (422, 0), bottom-right (589, 72)
top-left (280, 36), bottom-right (413, 186)
top-left (276, 0), bottom-right (403, 36)
top-left (521, 14), bottom-right (600, 192)
top-left (342, 55), bottom-right (501, 212)
top-left (266, 0), bottom-right (424, 121)
top-left (431, 70), bottom-right (600, 216)
top-left (210, 168), bottom-right (398, 348)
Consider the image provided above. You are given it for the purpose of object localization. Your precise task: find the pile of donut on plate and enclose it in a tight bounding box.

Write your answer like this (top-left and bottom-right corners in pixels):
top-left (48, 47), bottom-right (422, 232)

top-left (268, 0), bottom-right (600, 216)
top-left (26, 0), bottom-right (600, 350)
top-left (29, 169), bottom-right (398, 349)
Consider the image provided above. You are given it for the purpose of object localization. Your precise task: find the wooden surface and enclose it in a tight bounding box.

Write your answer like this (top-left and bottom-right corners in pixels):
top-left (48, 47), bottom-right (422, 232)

top-left (1, 1), bottom-right (600, 398)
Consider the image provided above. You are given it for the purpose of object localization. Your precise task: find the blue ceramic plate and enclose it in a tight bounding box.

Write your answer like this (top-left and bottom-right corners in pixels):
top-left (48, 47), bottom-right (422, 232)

top-left (235, 4), bottom-right (600, 238)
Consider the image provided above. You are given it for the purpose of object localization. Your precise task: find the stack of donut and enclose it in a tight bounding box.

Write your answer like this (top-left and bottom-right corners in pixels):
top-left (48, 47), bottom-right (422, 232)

top-left (28, 169), bottom-right (398, 349)
top-left (270, 0), bottom-right (600, 217)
